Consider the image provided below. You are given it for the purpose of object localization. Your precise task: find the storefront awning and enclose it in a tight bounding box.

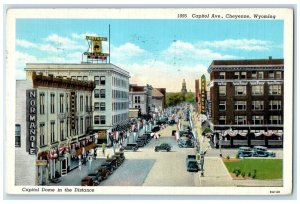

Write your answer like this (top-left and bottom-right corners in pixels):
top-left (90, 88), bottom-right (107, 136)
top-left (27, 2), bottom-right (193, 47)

top-left (76, 143), bottom-right (97, 156)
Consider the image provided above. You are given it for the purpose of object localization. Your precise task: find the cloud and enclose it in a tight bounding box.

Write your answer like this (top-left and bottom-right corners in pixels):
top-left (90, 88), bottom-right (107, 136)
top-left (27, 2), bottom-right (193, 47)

top-left (44, 34), bottom-right (86, 51)
top-left (71, 32), bottom-right (98, 39)
top-left (16, 39), bottom-right (38, 48)
top-left (110, 43), bottom-right (148, 63)
top-left (199, 39), bottom-right (273, 51)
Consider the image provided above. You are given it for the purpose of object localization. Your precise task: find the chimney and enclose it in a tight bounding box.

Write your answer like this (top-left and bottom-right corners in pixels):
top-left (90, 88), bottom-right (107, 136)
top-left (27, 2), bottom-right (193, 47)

top-left (269, 56), bottom-right (272, 60)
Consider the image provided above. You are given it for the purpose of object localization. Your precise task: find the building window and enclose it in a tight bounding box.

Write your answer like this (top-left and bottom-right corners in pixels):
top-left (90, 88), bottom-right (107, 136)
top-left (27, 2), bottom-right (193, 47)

top-left (269, 100), bottom-right (282, 110)
top-left (275, 71), bottom-right (282, 79)
top-left (50, 121), bottom-right (55, 143)
top-left (77, 76), bottom-right (82, 81)
top-left (83, 76), bottom-right (88, 81)
top-left (235, 86), bottom-right (246, 96)
top-left (258, 72), bottom-right (264, 79)
top-left (235, 116), bottom-right (247, 125)
top-left (94, 116), bottom-right (100, 125)
top-left (94, 76), bottom-right (100, 85)
top-left (40, 123), bottom-right (45, 147)
top-left (40, 93), bottom-right (45, 114)
top-left (80, 117), bottom-right (84, 134)
top-left (251, 71), bottom-right (257, 79)
top-left (234, 72), bottom-right (239, 79)
top-left (50, 93), bottom-right (55, 114)
top-left (219, 86), bottom-right (226, 96)
top-left (100, 76), bottom-right (106, 85)
top-left (100, 102), bottom-right (106, 111)
top-left (219, 72), bottom-right (225, 79)
top-left (71, 76), bottom-right (76, 80)
top-left (269, 115), bottom-right (282, 125)
top-left (252, 116), bottom-right (264, 125)
top-left (269, 85), bottom-right (282, 95)
top-left (135, 96), bottom-right (141, 103)
top-left (252, 85), bottom-right (264, 95)
top-left (269, 71), bottom-right (274, 79)
top-left (219, 101), bottom-right (226, 111)
top-left (219, 116), bottom-right (226, 125)
top-left (59, 94), bottom-right (64, 113)
top-left (240, 72), bottom-right (246, 79)
top-left (94, 89), bottom-right (100, 98)
top-left (60, 120), bottom-right (65, 141)
top-left (100, 115), bottom-right (106, 124)
top-left (100, 89), bottom-right (106, 98)
top-left (15, 124), bottom-right (21, 147)
top-left (85, 96), bottom-right (89, 112)
top-left (94, 102), bottom-right (100, 111)
top-left (80, 95), bottom-right (83, 112)
top-left (252, 101), bottom-right (264, 110)
top-left (234, 101), bottom-right (246, 111)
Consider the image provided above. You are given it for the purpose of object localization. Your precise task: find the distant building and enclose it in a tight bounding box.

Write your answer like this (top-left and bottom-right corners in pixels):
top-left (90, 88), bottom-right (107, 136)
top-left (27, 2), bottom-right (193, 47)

top-left (195, 79), bottom-right (200, 103)
top-left (181, 79), bottom-right (187, 94)
top-left (207, 57), bottom-right (284, 147)
top-left (151, 88), bottom-right (165, 113)
top-left (129, 84), bottom-right (152, 115)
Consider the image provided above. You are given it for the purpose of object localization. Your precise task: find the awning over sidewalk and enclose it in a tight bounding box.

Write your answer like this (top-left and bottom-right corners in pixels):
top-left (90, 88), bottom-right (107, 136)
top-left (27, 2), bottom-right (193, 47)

top-left (76, 143), bottom-right (97, 156)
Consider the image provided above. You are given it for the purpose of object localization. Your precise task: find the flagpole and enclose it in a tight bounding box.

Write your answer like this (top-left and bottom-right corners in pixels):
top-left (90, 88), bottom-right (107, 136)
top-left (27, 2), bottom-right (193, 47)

top-left (109, 24), bottom-right (111, 63)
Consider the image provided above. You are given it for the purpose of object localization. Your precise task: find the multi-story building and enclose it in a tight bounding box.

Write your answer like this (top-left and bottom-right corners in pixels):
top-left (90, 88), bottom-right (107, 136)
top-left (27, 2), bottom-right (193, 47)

top-left (151, 88), bottom-right (166, 113)
top-left (207, 57), bottom-right (284, 147)
top-left (129, 84), bottom-right (152, 115)
top-left (25, 63), bottom-right (130, 143)
top-left (15, 72), bottom-right (95, 185)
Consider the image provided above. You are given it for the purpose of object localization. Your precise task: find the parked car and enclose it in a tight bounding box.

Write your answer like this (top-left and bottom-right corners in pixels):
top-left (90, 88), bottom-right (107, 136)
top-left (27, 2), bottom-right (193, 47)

top-left (168, 119), bottom-right (176, 125)
top-left (136, 137), bottom-right (147, 147)
top-left (178, 137), bottom-right (195, 148)
top-left (152, 125), bottom-right (161, 132)
top-left (106, 157), bottom-right (118, 170)
top-left (97, 166), bottom-right (110, 180)
top-left (186, 155), bottom-right (199, 172)
top-left (237, 146), bottom-right (253, 157)
top-left (120, 143), bottom-right (138, 152)
top-left (155, 143), bottom-right (171, 152)
top-left (156, 118), bottom-right (168, 125)
top-left (100, 161), bottom-right (115, 174)
top-left (86, 171), bottom-right (102, 185)
top-left (141, 133), bottom-right (152, 142)
top-left (81, 176), bottom-right (96, 186)
top-left (252, 146), bottom-right (276, 157)
top-left (114, 152), bottom-right (125, 163)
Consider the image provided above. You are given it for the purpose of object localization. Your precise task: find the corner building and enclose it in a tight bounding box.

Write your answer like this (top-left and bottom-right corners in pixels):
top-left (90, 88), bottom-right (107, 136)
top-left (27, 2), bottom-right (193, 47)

top-left (207, 58), bottom-right (284, 147)
top-left (25, 63), bottom-right (130, 143)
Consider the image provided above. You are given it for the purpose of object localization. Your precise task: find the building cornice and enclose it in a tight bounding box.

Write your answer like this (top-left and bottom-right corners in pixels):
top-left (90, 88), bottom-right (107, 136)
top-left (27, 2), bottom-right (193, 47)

top-left (208, 64), bottom-right (284, 74)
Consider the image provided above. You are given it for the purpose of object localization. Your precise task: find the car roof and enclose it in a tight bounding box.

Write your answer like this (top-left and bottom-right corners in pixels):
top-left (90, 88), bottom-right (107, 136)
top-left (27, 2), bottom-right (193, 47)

top-left (253, 146), bottom-right (267, 149)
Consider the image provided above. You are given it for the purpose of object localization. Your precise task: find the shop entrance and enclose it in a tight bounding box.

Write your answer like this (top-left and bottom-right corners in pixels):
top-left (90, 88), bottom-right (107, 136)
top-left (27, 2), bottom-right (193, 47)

top-left (61, 159), bottom-right (67, 176)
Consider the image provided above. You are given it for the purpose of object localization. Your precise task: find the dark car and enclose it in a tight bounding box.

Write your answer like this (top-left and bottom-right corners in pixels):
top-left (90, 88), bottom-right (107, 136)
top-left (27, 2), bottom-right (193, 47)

top-left (106, 157), bottom-right (118, 170)
top-left (152, 125), bottom-right (161, 132)
top-left (114, 152), bottom-right (125, 164)
top-left (142, 133), bottom-right (152, 142)
top-left (100, 161), bottom-right (115, 174)
top-left (120, 143), bottom-right (138, 152)
top-left (237, 147), bottom-right (253, 158)
top-left (156, 118), bottom-right (168, 125)
top-left (136, 138), bottom-right (147, 147)
top-left (81, 176), bottom-right (94, 186)
top-left (97, 166), bottom-right (110, 180)
top-left (178, 137), bottom-right (195, 148)
top-left (155, 143), bottom-right (172, 152)
top-left (168, 119), bottom-right (176, 125)
top-left (86, 171), bottom-right (102, 185)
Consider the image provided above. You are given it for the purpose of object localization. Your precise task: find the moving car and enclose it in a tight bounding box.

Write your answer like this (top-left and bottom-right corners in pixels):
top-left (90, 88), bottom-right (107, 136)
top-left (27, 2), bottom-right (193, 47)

top-left (155, 143), bottom-right (171, 152)
top-left (186, 155), bottom-right (199, 172)
top-left (120, 143), bottom-right (138, 152)
top-left (237, 146), bottom-right (253, 157)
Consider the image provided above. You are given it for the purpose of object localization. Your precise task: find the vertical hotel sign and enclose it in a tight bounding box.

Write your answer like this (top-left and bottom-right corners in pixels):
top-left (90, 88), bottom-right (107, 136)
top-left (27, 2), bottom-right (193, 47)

top-left (26, 90), bottom-right (37, 155)
top-left (70, 91), bottom-right (76, 129)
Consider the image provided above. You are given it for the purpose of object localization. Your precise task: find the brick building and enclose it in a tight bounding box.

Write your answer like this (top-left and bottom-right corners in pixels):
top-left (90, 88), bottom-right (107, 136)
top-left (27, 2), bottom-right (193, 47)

top-left (207, 58), bottom-right (284, 147)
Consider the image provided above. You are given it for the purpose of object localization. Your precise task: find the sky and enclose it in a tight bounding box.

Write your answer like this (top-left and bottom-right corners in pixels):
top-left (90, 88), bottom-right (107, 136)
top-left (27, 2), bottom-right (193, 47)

top-left (15, 19), bottom-right (283, 92)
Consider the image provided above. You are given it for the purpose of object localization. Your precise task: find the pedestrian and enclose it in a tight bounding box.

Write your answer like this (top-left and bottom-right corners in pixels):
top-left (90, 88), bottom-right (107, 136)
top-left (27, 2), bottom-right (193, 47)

top-left (102, 143), bottom-right (106, 157)
top-left (93, 148), bottom-right (97, 160)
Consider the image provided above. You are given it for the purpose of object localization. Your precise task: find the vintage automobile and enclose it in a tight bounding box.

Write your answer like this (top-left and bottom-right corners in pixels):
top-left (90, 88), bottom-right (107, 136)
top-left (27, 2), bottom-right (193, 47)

top-left (119, 143), bottom-right (139, 152)
top-left (155, 143), bottom-right (172, 152)
top-left (168, 119), bottom-right (176, 125)
top-left (86, 171), bottom-right (102, 185)
top-left (136, 138), bottom-right (147, 147)
top-left (237, 146), bottom-right (253, 157)
top-left (81, 176), bottom-right (94, 186)
top-left (186, 155), bottom-right (199, 172)
top-left (97, 166), bottom-right (110, 180)
top-left (252, 146), bottom-right (276, 157)
top-left (100, 161), bottom-right (115, 174)
top-left (156, 118), bottom-right (169, 125)
top-left (106, 156), bottom-right (119, 170)
top-left (114, 152), bottom-right (125, 164)
top-left (142, 133), bottom-right (152, 142)
top-left (178, 137), bottom-right (195, 148)
top-left (152, 125), bottom-right (161, 132)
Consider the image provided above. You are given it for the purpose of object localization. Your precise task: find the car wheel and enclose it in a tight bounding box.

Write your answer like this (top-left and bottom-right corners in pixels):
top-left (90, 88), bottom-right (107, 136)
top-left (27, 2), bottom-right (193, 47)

top-left (167, 148), bottom-right (170, 152)
top-left (155, 148), bottom-right (158, 152)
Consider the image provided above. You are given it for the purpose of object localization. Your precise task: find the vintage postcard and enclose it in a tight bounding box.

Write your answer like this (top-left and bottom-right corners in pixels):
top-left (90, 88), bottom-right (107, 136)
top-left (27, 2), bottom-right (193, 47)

top-left (5, 8), bottom-right (294, 195)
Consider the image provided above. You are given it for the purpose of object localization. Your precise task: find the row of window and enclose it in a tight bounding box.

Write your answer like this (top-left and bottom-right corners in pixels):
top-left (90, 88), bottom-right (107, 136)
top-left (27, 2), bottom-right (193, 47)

top-left (218, 115), bottom-right (282, 125)
top-left (219, 100), bottom-right (282, 111)
top-left (113, 76), bottom-right (128, 88)
top-left (15, 117), bottom-right (92, 147)
top-left (113, 102), bottom-right (129, 111)
top-left (40, 93), bottom-right (91, 114)
top-left (94, 89), bottom-right (105, 98)
top-left (112, 89), bottom-right (128, 99)
top-left (71, 76), bottom-right (89, 81)
top-left (219, 84), bottom-right (282, 96)
top-left (218, 71), bottom-right (282, 80)
top-left (94, 76), bottom-right (106, 86)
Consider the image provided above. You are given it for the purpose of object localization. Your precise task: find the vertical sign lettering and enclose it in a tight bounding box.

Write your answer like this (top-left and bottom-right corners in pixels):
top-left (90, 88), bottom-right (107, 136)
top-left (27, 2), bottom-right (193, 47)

top-left (26, 90), bottom-right (37, 155)
top-left (70, 91), bottom-right (76, 129)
